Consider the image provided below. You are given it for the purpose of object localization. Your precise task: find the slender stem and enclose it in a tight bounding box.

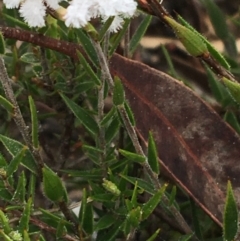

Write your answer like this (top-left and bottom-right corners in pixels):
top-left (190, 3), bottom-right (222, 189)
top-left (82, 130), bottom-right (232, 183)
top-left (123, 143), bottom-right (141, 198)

top-left (92, 40), bottom-right (114, 90)
top-left (58, 201), bottom-right (79, 233)
top-left (117, 105), bottom-right (160, 189)
top-left (0, 57), bottom-right (44, 175)
top-left (97, 79), bottom-right (107, 172)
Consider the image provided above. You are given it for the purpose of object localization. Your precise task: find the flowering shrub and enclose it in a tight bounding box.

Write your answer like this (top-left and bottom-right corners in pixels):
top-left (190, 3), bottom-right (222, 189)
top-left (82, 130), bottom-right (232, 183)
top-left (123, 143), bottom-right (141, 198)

top-left (0, 0), bottom-right (240, 240)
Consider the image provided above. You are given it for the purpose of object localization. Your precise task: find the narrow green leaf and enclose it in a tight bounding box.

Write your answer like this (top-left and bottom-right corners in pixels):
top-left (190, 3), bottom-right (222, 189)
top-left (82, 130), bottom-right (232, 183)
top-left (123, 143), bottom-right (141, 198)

top-left (0, 154), bottom-right (7, 167)
top-left (75, 81), bottom-right (96, 93)
top-left (42, 165), bottom-right (67, 202)
top-left (109, 18), bottom-right (131, 56)
top-left (105, 115), bottom-right (120, 143)
top-left (60, 93), bottom-right (99, 135)
top-left (190, 198), bottom-right (203, 240)
top-left (223, 181), bottom-right (238, 241)
top-left (119, 149), bottom-right (145, 164)
top-left (56, 219), bottom-right (67, 238)
top-left (0, 95), bottom-right (13, 112)
top-left (113, 76), bottom-right (125, 106)
top-left (142, 184), bottom-right (167, 220)
top-left (28, 96), bottom-right (39, 148)
top-left (38, 235), bottom-right (46, 241)
top-left (124, 102), bottom-right (135, 126)
top-left (168, 185), bottom-right (177, 207)
top-left (79, 189), bottom-right (93, 234)
top-left (203, 0), bottom-right (228, 40)
top-left (164, 16), bottom-right (208, 57)
top-left (147, 132), bottom-right (159, 175)
top-left (61, 168), bottom-right (102, 180)
top-left (98, 16), bottom-right (115, 41)
top-left (120, 174), bottom-right (155, 195)
top-left (39, 208), bottom-right (72, 226)
top-left (98, 219), bottom-right (124, 241)
top-left (131, 181), bottom-right (139, 208)
top-left (27, 174), bottom-right (36, 200)
top-left (0, 230), bottom-right (12, 241)
top-left (94, 213), bottom-right (116, 231)
top-left (224, 111), bottom-right (240, 134)
top-left (146, 228), bottom-right (160, 241)
top-left (20, 53), bottom-right (39, 64)
top-left (83, 22), bottom-right (99, 40)
top-left (77, 51), bottom-right (101, 86)
top-left (178, 14), bottom-right (230, 70)
top-left (12, 171), bottom-right (26, 203)
top-left (0, 32), bottom-right (5, 54)
top-left (205, 66), bottom-right (226, 103)
top-left (0, 210), bottom-right (11, 234)
top-left (3, 13), bottom-right (30, 30)
top-left (7, 147), bottom-right (26, 177)
top-left (0, 189), bottom-right (12, 201)
top-left (82, 145), bottom-right (103, 154)
top-left (76, 29), bottom-right (99, 66)
top-left (222, 77), bottom-right (240, 104)
top-left (18, 197), bottom-right (32, 233)
top-left (0, 135), bottom-right (38, 174)
top-left (23, 230), bottom-right (30, 241)
top-left (91, 193), bottom-right (115, 202)
top-left (101, 107), bottom-right (117, 126)
top-left (178, 234), bottom-right (194, 241)
top-left (129, 15), bottom-right (152, 55)
top-left (161, 45), bottom-right (179, 79)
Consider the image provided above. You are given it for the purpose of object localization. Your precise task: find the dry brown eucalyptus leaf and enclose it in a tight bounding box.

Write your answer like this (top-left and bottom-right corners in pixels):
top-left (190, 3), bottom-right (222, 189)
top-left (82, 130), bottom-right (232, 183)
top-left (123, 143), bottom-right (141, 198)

top-left (110, 53), bottom-right (240, 226)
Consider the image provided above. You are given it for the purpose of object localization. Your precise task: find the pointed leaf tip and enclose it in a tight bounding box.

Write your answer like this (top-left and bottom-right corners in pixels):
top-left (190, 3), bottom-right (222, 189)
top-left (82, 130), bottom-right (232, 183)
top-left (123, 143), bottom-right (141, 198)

top-left (164, 16), bottom-right (208, 57)
top-left (223, 180), bottom-right (238, 241)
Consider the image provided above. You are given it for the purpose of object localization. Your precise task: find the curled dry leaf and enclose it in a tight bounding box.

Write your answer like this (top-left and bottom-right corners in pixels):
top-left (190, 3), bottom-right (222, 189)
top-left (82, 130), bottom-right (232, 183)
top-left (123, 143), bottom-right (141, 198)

top-left (110, 53), bottom-right (240, 226)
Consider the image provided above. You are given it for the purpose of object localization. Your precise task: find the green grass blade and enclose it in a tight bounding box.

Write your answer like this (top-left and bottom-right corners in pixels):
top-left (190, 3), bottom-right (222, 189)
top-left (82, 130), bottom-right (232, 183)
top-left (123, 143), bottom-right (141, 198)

top-left (129, 15), bottom-right (152, 55)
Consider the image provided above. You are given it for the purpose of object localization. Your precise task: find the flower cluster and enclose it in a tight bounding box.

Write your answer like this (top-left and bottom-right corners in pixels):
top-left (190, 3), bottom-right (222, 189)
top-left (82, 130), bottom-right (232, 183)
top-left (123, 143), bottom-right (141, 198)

top-left (3, 0), bottom-right (138, 32)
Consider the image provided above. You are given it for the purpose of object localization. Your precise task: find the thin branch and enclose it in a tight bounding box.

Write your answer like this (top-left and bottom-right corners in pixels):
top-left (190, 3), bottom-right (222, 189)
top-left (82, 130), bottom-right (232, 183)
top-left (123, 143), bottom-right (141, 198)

top-left (0, 57), bottom-right (44, 175)
top-left (91, 40), bottom-right (114, 90)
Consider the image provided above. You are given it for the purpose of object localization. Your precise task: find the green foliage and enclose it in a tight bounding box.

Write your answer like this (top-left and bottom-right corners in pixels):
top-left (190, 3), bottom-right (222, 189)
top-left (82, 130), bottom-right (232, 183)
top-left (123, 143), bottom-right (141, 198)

top-left (113, 76), bottom-right (125, 106)
top-left (129, 15), bottom-right (152, 55)
top-left (223, 181), bottom-right (238, 241)
top-left (164, 16), bottom-right (208, 57)
top-left (147, 131), bottom-right (159, 175)
top-left (0, 1), bottom-right (240, 240)
top-left (0, 32), bottom-right (5, 54)
top-left (42, 165), bottom-right (68, 202)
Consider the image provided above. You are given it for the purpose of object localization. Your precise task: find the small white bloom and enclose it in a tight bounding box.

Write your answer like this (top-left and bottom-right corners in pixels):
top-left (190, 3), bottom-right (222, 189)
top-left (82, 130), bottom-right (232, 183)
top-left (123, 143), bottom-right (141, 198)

top-left (3, 0), bottom-right (138, 32)
top-left (97, 0), bottom-right (119, 17)
top-left (19, 0), bottom-right (46, 27)
top-left (45, 0), bottom-right (61, 10)
top-left (64, 0), bottom-right (93, 28)
top-left (116, 0), bottom-right (137, 17)
top-left (108, 15), bottom-right (124, 33)
top-left (3, 0), bottom-right (21, 9)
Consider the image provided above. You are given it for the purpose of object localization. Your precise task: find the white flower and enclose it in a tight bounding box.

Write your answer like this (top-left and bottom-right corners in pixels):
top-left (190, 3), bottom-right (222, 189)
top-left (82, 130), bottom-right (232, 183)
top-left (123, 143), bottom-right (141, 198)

top-left (45, 0), bottom-right (61, 10)
top-left (64, 0), bottom-right (137, 32)
top-left (97, 0), bottom-right (137, 32)
top-left (64, 0), bottom-right (93, 28)
top-left (19, 0), bottom-right (46, 27)
top-left (97, 0), bottom-right (137, 18)
top-left (108, 15), bottom-right (124, 33)
top-left (3, 0), bottom-right (21, 9)
top-left (3, 0), bottom-right (138, 31)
